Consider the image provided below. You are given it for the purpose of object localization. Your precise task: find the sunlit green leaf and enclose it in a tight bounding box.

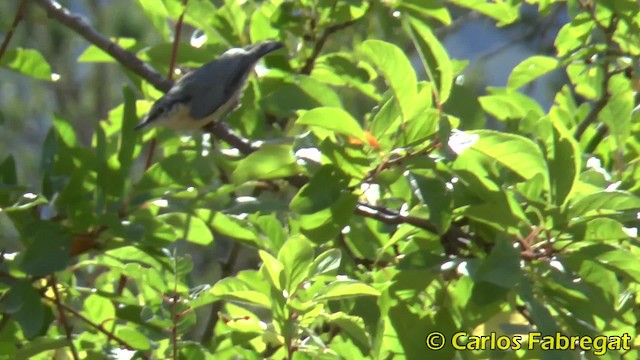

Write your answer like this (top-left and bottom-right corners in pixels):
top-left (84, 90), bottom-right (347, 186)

top-left (278, 236), bottom-right (314, 292)
top-left (314, 280), bottom-right (380, 301)
top-left (0, 48), bottom-right (52, 80)
top-left (232, 144), bottom-right (303, 184)
top-left (408, 17), bottom-right (453, 103)
top-left (296, 107), bottom-right (367, 142)
top-left (361, 40), bottom-right (418, 121)
top-left (158, 212), bottom-right (214, 245)
top-left (508, 56), bottom-right (559, 90)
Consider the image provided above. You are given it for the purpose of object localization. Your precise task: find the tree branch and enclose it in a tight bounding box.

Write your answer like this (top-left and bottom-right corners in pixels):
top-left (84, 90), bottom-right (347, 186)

top-left (574, 14), bottom-right (619, 142)
top-left (0, 0), bottom-right (29, 62)
top-left (33, 0), bottom-right (172, 92)
top-left (300, 1), bottom-right (373, 75)
top-left (43, 294), bottom-right (136, 350)
top-left (49, 276), bottom-right (80, 360)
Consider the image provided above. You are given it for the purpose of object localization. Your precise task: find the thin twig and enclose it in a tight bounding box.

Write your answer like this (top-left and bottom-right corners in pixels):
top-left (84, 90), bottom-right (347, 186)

top-left (574, 16), bottom-right (619, 141)
top-left (300, 1), bottom-right (373, 75)
top-left (144, 0), bottom-right (188, 171)
top-left (200, 242), bottom-right (240, 344)
top-left (43, 295), bottom-right (136, 350)
top-left (49, 276), bottom-right (80, 360)
top-left (33, 0), bottom-right (172, 92)
top-left (170, 245), bottom-right (183, 359)
top-left (0, 0), bottom-right (29, 62)
top-left (355, 203), bottom-right (439, 234)
top-left (584, 123), bottom-right (608, 153)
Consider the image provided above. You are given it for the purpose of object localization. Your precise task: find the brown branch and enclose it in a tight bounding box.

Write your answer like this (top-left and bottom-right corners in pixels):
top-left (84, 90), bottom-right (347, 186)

top-left (300, 1), bottom-right (373, 75)
top-left (355, 203), bottom-right (439, 234)
top-left (573, 93), bottom-right (609, 141)
top-left (43, 295), bottom-right (136, 350)
top-left (49, 276), bottom-right (80, 360)
top-left (584, 123), bottom-right (608, 153)
top-left (574, 15), bottom-right (619, 141)
top-left (203, 121), bottom-right (261, 154)
top-left (0, 0), bottom-right (29, 62)
top-left (144, 0), bottom-right (188, 171)
top-left (33, 0), bottom-right (172, 92)
top-left (200, 242), bottom-right (241, 344)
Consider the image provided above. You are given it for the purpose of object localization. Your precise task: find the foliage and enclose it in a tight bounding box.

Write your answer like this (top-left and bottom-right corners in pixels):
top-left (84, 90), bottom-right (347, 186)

top-left (1, 0), bottom-right (640, 359)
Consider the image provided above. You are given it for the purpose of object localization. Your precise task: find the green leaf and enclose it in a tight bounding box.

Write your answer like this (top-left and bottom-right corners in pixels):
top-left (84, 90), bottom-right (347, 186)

top-left (196, 210), bottom-right (259, 245)
top-left (319, 139), bottom-right (371, 179)
top-left (210, 277), bottom-right (271, 308)
top-left (572, 218), bottom-right (630, 242)
top-left (472, 237), bottom-right (521, 288)
top-left (311, 53), bottom-right (380, 101)
top-left (568, 191), bottom-right (640, 222)
top-left (135, 151), bottom-right (215, 193)
top-left (554, 13), bottom-right (593, 57)
top-left (563, 244), bottom-right (640, 282)
top-left (325, 312), bottom-right (371, 354)
top-left (115, 327), bottom-right (150, 350)
top-left (135, 0), bottom-right (170, 39)
top-left (454, 130), bottom-right (549, 184)
top-left (296, 107), bottom-right (366, 142)
top-left (250, 8), bottom-right (280, 42)
top-left (398, 0), bottom-right (451, 25)
top-left (259, 250), bottom-right (285, 291)
top-left (507, 56), bottom-right (559, 90)
top-left (448, 0), bottom-right (520, 26)
top-left (408, 17), bottom-right (454, 103)
top-left (232, 144), bottom-right (303, 184)
top-left (3, 281), bottom-right (46, 339)
top-left (0, 48), bottom-right (52, 80)
top-left (479, 90), bottom-right (545, 121)
top-left (278, 237), bottom-right (314, 292)
top-left (299, 192), bottom-right (358, 243)
top-left (262, 74), bottom-right (343, 116)
top-left (308, 249), bottom-right (342, 278)
top-left (290, 165), bottom-right (351, 214)
top-left (361, 40), bottom-right (418, 121)
top-left (83, 294), bottom-right (116, 324)
top-left (53, 115), bottom-right (77, 147)
top-left (566, 63), bottom-right (603, 100)
top-left (19, 221), bottom-right (71, 276)
top-left (14, 337), bottom-right (68, 359)
top-left (158, 212), bottom-right (214, 245)
top-left (408, 172), bottom-right (453, 232)
top-left (546, 118), bottom-right (580, 206)
top-left (400, 109), bottom-right (439, 146)
top-left (78, 38), bottom-right (138, 62)
top-left (314, 280), bottom-right (380, 301)
top-left (600, 75), bottom-right (634, 147)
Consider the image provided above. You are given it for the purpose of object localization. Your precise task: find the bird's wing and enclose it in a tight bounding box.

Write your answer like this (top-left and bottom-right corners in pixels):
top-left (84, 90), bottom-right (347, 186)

top-left (187, 56), bottom-right (254, 120)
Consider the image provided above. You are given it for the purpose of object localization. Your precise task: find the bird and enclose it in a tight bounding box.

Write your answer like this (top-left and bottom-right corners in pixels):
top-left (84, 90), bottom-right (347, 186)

top-left (135, 40), bottom-right (284, 131)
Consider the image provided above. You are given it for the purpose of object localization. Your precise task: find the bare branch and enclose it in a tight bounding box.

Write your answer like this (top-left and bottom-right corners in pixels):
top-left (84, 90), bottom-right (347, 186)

top-left (0, 0), bottom-right (29, 62)
top-left (49, 276), bottom-right (80, 360)
top-left (33, 0), bottom-right (172, 92)
top-left (43, 294), bottom-right (136, 350)
top-left (300, 1), bottom-right (373, 75)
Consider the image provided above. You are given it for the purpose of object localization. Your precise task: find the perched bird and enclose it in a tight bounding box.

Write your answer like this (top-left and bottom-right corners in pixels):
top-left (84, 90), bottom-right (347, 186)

top-left (135, 40), bottom-right (284, 131)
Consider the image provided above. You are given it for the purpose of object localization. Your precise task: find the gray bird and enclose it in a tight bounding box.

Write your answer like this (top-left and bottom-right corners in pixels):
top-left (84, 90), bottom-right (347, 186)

top-left (135, 40), bottom-right (284, 130)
